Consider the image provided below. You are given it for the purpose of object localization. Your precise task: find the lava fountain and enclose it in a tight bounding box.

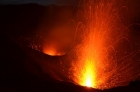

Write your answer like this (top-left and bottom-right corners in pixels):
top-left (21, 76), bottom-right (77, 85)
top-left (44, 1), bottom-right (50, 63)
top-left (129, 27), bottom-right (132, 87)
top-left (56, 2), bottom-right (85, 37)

top-left (71, 0), bottom-right (140, 89)
top-left (21, 0), bottom-right (140, 90)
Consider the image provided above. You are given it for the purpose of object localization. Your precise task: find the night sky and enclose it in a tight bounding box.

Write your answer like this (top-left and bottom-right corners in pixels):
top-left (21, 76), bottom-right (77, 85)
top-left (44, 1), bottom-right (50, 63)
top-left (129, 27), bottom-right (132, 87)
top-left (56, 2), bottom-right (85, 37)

top-left (0, 0), bottom-right (79, 5)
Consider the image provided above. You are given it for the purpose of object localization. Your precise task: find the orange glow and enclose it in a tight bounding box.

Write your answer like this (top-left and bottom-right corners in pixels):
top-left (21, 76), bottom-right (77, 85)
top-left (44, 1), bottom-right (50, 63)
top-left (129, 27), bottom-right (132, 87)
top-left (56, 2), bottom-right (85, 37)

top-left (72, 0), bottom-right (132, 89)
top-left (84, 61), bottom-right (95, 87)
top-left (25, 0), bottom-right (140, 90)
top-left (86, 78), bottom-right (92, 87)
top-left (43, 45), bottom-right (58, 56)
top-left (43, 48), bottom-right (56, 56)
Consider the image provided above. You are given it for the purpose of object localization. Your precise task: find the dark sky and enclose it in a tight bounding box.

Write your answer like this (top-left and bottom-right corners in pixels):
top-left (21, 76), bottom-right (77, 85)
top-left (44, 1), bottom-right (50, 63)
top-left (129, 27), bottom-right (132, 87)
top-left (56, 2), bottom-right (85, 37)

top-left (0, 0), bottom-right (79, 5)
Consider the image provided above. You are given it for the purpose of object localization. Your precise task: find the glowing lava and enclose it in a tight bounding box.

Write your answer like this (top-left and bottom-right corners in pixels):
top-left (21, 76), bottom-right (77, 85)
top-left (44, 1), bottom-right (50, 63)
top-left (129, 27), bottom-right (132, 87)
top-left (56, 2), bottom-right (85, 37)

top-left (26, 0), bottom-right (140, 90)
top-left (86, 78), bottom-right (92, 87)
top-left (43, 45), bottom-right (58, 56)
top-left (84, 61), bottom-right (95, 87)
top-left (71, 0), bottom-right (137, 89)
